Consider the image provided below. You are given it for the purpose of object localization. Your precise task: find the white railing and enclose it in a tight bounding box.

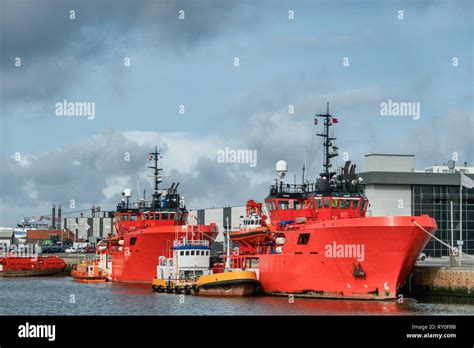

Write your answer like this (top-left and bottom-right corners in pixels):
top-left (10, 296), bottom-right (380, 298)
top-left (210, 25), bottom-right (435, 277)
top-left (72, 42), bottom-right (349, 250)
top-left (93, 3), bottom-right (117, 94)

top-left (173, 239), bottom-right (209, 247)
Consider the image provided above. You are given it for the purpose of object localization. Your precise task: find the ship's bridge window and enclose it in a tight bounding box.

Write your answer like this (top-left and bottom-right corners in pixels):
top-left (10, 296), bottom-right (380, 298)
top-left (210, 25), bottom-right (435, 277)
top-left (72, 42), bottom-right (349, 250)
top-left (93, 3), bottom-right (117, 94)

top-left (294, 201), bottom-right (301, 210)
top-left (332, 199), bottom-right (339, 208)
top-left (162, 213), bottom-right (169, 220)
top-left (361, 200), bottom-right (368, 212)
top-left (191, 250), bottom-right (195, 256)
top-left (266, 202), bottom-right (275, 211)
top-left (352, 200), bottom-right (359, 209)
top-left (340, 199), bottom-right (350, 209)
top-left (122, 215), bottom-right (129, 221)
top-left (149, 213), bottom-right (155, 220)
top-left (130, 215), bottom-right (138, 221)
top-left (185, 251), bottom-right (189, 256)
top-left (278, 200), bottom-right (289, 210)
top-left (180, 251), bottom-right (184, 256)
top-left (169, 213), bottom-right (175, 220)
top-left (144, 213), bottom-right (149, 220)
top-left (323, 198), bottom-right (330, 208)
top-left (316, 199), bottom-right (323, 209)
top-left (297, 233), bottom-right (310, 245)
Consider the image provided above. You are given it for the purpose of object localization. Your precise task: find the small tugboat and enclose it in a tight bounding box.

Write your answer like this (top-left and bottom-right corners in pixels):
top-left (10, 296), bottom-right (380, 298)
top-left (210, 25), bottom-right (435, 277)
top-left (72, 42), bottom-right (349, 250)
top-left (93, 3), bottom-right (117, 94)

top-left (71, 258), bottom-right (107, 283)
top-left (151, 232), bottom-right (259, 296)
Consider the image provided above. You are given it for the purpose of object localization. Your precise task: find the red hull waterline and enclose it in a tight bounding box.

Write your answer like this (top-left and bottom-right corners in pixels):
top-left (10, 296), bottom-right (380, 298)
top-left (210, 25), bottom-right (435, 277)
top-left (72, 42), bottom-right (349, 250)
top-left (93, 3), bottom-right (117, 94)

top-left (256, 215), bottom-right (436, 300)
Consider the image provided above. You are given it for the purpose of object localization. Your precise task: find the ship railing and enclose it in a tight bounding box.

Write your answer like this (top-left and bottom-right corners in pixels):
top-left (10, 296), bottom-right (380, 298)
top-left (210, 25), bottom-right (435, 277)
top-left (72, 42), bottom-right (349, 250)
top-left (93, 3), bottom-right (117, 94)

top-left (269, 183), bottom-right (322, 195)
top-left (173, 240), bottom-right (209, 247)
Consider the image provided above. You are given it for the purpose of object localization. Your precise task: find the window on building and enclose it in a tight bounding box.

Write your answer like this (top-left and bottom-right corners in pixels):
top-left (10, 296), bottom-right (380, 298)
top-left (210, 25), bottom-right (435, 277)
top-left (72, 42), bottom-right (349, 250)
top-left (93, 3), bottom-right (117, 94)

top-left (180, 251), bottom-right (184, 256)
top-left (297, 233), bottom-right (310, 245)
top-left (191, 250), bottom-right (194, 256)
top-left (185, 251), bottom-right (189, 256)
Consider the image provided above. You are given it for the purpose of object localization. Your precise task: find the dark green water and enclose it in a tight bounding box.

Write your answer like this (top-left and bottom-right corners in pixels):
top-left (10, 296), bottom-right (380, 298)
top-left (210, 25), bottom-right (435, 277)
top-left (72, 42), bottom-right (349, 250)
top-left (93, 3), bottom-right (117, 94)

top-left (0, 277), bottom-right (473, 315)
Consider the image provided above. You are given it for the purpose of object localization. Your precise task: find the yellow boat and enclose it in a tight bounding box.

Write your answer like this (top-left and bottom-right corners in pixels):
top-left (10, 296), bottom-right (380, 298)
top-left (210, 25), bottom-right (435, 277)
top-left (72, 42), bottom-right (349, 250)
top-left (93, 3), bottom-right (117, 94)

top-left (196, 270), bottom-right (258, 296)
top-left (151, 238), bottom-right (259, 296)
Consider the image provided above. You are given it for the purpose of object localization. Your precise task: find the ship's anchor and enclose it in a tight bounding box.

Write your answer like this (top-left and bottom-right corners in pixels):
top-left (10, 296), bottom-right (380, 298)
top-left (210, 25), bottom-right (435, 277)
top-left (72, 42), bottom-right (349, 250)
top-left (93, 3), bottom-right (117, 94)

top-left (353, 263), bottom-right (365, 277)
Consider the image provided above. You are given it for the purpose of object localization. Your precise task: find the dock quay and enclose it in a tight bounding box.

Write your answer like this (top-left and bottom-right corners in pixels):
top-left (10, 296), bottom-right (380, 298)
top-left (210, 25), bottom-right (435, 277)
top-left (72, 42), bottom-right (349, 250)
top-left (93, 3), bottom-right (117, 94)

top-left (405, 257), bottom-right (474, 302)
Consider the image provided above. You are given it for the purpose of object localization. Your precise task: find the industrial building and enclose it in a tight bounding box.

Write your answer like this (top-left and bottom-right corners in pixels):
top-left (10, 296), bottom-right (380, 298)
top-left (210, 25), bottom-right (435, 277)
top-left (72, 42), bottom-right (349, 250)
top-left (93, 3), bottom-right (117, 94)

top-left (63, 208), bottom-right (114, 245)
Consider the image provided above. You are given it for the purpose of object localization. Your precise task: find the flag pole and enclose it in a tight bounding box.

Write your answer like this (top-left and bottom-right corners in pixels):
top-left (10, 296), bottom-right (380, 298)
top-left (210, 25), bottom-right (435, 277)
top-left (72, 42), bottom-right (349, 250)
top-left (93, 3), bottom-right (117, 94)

top-left (450, 201), bottom-right (454, 267)
top-left (459, 174), bottom-right (462, 267)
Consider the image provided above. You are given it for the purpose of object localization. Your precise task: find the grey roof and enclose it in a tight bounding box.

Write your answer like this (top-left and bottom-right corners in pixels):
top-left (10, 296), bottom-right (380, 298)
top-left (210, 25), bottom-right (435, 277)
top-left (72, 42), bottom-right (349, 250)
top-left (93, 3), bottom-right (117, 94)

top-left (364, 154), bottom-right (415, 157)
top-left (360, 171), bottom-right (474, 186)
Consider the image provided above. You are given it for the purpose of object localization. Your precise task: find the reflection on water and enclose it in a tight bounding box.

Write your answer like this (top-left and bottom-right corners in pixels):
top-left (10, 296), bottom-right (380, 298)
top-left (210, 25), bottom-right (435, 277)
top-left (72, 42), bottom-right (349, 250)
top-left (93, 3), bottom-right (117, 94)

top-left (0, 277), bottom-right (472, 316)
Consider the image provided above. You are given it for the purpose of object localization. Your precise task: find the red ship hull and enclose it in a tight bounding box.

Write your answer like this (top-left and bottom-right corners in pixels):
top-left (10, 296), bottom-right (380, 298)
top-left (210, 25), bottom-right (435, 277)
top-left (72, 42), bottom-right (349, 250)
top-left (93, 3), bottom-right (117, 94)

top-left (100, 225), bottom-right (219, 283)
top-left (253, 215), bottom-right (436, 300)
top-left (0, 256), bottom-right (65, 277)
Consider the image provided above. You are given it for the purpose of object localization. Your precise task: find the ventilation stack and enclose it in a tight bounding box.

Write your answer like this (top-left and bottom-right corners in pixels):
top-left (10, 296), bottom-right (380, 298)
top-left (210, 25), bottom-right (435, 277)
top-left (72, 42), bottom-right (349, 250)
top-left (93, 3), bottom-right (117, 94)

top-left (58, 205), bottom-right (62, 229)
top-left (52, 204), bottom-right (56, 229)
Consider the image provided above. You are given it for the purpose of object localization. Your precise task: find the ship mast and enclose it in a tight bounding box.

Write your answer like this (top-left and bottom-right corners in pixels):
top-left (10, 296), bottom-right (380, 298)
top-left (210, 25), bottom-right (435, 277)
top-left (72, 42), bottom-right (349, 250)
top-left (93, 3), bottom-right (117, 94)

top-left (148, 145), bottom-right (163, 208)
top-left (315, 102), bottom-right (338, 178)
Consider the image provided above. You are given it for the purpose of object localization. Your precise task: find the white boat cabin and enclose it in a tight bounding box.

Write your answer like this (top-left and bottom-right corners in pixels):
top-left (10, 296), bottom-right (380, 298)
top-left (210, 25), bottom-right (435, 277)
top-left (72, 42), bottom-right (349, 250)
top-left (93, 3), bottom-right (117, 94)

top-left (156, 239), bottom-right (211, 281)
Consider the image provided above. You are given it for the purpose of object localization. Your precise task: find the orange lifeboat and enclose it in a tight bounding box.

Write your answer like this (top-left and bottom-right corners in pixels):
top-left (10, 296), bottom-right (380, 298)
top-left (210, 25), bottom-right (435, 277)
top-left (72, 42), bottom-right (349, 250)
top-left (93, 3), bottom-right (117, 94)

top-left (229, 200), bottom-right (271, 246)
top-left (71, 259), bottom-right (107, 283)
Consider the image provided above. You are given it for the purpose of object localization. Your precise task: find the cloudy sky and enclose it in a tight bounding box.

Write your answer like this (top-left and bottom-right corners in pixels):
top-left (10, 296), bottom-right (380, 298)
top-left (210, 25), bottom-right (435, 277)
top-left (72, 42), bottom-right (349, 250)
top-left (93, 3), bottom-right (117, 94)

top-left (0, 0), bottom-right (472, 226)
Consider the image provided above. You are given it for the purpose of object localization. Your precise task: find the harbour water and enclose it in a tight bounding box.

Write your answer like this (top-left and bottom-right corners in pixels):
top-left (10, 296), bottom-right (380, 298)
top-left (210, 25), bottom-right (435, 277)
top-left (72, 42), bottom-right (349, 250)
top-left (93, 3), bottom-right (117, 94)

top-left (0, 277), bottom-right (473, 316)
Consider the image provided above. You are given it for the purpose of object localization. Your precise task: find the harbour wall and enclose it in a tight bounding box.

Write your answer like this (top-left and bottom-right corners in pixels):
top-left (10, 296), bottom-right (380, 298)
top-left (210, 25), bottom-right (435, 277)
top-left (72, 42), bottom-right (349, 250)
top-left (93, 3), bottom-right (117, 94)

top-left (407, 265), bottom-right (473, 302)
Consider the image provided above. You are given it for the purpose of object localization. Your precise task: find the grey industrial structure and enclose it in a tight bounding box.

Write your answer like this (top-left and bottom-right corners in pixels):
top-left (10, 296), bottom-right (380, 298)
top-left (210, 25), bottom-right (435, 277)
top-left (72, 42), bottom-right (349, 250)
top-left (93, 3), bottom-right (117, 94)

top-left (62, 154), bottom-right (474, 257)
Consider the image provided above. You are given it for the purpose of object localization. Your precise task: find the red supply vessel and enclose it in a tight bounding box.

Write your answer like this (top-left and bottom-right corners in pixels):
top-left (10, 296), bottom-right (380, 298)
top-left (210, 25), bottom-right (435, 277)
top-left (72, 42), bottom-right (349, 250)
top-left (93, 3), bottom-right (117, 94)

top-left (0, 255), bottom-right (65, 277)
top-left (227, 104), bottom-right (437, 300)
top-left (97, 147), bottom-right (219, 283)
